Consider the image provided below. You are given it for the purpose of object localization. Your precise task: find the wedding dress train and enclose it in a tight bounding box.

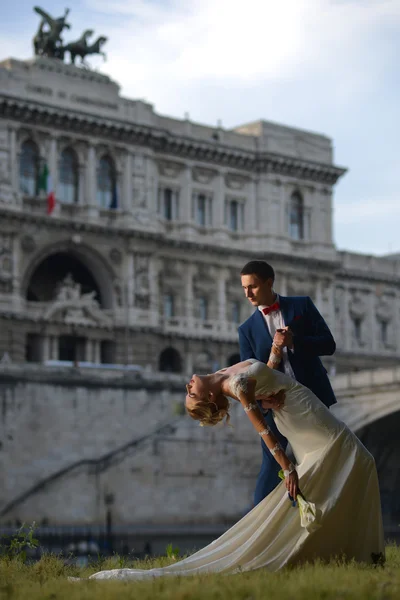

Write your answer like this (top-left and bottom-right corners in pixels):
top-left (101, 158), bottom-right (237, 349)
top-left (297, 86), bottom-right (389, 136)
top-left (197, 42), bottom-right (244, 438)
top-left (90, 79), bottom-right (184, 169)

top-left (89, 360), bottom-right (384, 580)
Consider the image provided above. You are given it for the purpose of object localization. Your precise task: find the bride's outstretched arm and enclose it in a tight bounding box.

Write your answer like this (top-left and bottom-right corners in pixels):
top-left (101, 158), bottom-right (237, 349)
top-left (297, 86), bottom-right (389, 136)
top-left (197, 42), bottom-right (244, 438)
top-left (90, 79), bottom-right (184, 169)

top-left (266, 339), bottom-right (284, 370)
top-left (237, 378), bottom-right (298, 499)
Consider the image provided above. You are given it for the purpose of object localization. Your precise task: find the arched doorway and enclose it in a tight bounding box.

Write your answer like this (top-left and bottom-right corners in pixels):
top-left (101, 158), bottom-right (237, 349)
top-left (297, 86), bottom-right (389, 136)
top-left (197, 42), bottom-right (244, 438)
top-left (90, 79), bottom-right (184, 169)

top-left (159, 347), bottom-right (182, 373)
top-left (26, 252), bottom-right (102, 305)
top-left (24, 251), bottom-right (112, 364)
top-left (357, 411), bottom-right (400, 540)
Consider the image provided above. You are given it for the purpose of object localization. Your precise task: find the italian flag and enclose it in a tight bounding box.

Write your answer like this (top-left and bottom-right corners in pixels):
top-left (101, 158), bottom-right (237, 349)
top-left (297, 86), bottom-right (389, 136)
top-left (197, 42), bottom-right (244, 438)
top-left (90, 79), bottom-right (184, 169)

top-left (38, 163), bottom-right (55, 215)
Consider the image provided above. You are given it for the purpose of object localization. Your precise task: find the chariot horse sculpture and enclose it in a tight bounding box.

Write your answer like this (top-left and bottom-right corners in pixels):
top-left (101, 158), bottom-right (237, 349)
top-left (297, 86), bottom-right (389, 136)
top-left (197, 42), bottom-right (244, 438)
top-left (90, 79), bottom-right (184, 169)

top-left (62, 33), bottom-right (108, 66)
top-left (33, 6), bottom-right (70, 59)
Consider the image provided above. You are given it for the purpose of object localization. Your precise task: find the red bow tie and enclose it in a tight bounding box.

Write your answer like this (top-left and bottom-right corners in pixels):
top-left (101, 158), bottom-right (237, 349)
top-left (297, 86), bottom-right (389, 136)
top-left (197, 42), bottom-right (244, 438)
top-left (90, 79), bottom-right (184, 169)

top-left (262, 302), bottom-right (280, 316)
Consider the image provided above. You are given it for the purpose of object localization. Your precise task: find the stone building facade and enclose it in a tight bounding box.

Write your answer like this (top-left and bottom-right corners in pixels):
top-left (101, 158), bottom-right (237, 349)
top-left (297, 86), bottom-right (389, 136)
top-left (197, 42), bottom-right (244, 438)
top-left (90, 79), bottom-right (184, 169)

top-left (0, 56), bottom-right (399, 377)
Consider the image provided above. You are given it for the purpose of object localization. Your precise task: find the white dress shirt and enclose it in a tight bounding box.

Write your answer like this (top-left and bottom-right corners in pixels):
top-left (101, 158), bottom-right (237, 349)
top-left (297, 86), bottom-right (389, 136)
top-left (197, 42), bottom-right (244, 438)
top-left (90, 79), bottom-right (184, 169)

top-left (258, 295), bottom-right (296, 380)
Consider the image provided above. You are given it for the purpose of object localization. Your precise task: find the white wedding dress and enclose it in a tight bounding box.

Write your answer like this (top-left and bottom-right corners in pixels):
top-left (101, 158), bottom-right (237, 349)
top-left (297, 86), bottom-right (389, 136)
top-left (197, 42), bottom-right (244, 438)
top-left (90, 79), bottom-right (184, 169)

top-left (89, 360), bottom-right (384, 580)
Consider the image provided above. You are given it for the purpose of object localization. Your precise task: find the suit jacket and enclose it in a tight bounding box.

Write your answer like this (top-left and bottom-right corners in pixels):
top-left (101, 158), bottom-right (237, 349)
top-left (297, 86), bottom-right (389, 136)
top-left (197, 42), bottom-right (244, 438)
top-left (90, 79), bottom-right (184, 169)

top-left (238, 295), bottom-right (337, 408)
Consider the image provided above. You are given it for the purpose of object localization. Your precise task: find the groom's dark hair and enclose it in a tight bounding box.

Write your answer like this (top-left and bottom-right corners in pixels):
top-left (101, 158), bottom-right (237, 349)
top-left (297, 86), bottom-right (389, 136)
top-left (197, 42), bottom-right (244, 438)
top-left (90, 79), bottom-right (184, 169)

top-left (241, 260), bottom-right (275, 282)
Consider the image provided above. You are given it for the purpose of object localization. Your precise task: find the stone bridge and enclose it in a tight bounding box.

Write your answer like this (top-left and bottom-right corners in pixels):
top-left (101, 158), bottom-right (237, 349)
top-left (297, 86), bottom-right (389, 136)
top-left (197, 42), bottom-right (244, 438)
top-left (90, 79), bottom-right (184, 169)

top-left (332, 367), bottom-right (400, 432)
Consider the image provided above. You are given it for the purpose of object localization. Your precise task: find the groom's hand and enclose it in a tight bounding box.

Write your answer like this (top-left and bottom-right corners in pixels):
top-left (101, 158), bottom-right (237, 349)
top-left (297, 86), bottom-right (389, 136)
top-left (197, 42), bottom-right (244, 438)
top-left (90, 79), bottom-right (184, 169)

top-left (274, 327), bottom-right (294, 351)
top-left (256, 389), bottom-right (285, 411)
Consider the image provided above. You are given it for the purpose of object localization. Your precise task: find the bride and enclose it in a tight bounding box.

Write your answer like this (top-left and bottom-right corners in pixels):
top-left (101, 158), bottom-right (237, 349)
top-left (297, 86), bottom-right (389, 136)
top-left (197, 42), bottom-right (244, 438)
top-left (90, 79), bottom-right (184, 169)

top-left (87, 342), bottom-right (384, 580)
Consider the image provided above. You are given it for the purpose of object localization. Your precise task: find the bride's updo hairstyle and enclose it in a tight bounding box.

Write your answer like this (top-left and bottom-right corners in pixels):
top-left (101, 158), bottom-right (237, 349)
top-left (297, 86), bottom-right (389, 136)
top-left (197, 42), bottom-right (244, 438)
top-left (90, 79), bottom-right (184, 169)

top-left (186, 392), bottom-right (231, 427)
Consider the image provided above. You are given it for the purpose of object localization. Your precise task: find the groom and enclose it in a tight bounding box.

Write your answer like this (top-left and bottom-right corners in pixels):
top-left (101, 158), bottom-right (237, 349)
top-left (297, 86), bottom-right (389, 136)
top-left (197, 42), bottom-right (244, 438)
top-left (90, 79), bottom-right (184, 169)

top-left (238, 260), bottom-right (337, 505)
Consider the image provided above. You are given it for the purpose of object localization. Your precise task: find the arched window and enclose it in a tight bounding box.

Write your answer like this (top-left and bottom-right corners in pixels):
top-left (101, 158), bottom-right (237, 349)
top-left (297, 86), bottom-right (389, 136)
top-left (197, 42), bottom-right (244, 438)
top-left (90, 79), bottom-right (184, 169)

top-left (97, 155), bottom-right (117, 209)
top-left (19, 140), bottom-right (39, 196)
top-left (58, 147), bottom-right (78, 204)
top-left (159, 347), bottom-right (182, 373)
top-left (289, 192), bottom-right (304, 240)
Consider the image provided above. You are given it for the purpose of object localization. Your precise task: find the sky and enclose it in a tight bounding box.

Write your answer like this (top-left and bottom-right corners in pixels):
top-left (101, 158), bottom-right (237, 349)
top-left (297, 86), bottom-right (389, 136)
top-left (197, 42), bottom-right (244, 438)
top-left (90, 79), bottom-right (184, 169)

top-left (1, 0), bottom-right (398, 256)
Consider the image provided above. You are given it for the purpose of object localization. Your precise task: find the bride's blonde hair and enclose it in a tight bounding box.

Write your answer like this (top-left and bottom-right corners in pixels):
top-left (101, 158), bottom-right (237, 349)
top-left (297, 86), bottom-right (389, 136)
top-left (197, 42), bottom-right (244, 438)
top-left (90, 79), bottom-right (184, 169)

top-left (186, 392), bottom-right (231, 427)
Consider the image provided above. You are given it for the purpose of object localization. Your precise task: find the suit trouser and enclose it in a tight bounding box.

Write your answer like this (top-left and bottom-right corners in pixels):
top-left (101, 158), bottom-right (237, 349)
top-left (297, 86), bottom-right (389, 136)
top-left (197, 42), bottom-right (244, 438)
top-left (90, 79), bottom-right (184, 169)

top-left (254, 410), bottom-right (289, 506)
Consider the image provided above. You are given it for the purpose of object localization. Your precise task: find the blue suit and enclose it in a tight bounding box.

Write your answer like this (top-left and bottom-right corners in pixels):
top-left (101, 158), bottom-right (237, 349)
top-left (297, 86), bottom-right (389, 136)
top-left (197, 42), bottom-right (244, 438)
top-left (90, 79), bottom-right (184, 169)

top-left (238, 295), bottom-right (337, 505)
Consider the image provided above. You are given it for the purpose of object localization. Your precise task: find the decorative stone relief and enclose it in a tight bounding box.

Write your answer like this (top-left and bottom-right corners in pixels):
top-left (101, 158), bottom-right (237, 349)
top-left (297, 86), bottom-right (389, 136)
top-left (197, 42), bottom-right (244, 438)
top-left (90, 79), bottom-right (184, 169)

top-left (0, 234), bottom-right (13, 293)
top-left (287, 277), bottom-right (315, 299)
top-left (43, 273), bottom-right (111, 327)
top-left (135, 254), bottom-right (150, 309)
top-left (349, 290), bottom-right (367, 319)
top-left (20, 235), bottom-right (36, 253)
top-left (225, 173), bottom-right (249, 190)
top-left (156, 160), bottom-right (184, 178)
top-left (192, 167), bottom-right (217, 184)
top-left (109, 248), bottom-right (122, 265)
top-left (375, 295), bottom-right (393, 322)
top-left (193, 351), bottom-right (214, 373)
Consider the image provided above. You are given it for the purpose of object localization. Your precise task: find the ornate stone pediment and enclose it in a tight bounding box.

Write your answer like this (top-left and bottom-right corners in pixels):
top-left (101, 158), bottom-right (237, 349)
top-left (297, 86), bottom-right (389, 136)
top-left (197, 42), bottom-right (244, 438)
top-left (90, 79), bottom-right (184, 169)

top-left (43, 273), bottom-right (111, 327)
top-left (156, 160), bottom-right (184, 178)
top-left (0, 234), bottom-right (13, 282)
top-left (375, 296), bottom-right (393, 322)
top-left (225, 173), bottom-right (249, 190)
top-left (192, 166), bottom-right (217, 184)
top-left (349, 291), bottom-right (367, 319)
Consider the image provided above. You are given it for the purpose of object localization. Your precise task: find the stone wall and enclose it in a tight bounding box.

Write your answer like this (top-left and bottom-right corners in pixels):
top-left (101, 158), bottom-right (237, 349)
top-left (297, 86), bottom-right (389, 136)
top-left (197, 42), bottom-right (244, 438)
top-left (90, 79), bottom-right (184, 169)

top-left (0, 365), bottom-right (259, 527)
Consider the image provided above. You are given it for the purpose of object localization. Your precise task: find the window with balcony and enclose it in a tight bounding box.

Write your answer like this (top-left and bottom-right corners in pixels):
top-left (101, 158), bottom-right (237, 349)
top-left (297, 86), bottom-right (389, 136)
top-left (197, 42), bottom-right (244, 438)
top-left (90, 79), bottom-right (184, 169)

top-left (58, 147), bottom-right (79, 204)
top-left (226, 199), bottom-right (244, 231)
top-left (97, 155), bottom-right (117, 209)
top-left (289, 191), bottom-right (307, 240)
top-left (193, 192), bottom-right (212, 227)
top-left (19, 140), bottom-right (39, 196)
top-left (198, 295), bottom-right (208, 321)
top-left (352, 316), bottom-right (362, 345)
top-left (158, 187), bottom-right (179, 220)
top-left (379, 320), bottom-right (388, 345)
top-left (163, 293), bottom-right (175, 318)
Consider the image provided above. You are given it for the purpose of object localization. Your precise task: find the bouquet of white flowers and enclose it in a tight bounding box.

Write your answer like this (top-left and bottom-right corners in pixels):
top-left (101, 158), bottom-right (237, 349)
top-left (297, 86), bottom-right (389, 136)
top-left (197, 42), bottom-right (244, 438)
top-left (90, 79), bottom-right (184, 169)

top-left (278, 470), bottom-right (321, 533)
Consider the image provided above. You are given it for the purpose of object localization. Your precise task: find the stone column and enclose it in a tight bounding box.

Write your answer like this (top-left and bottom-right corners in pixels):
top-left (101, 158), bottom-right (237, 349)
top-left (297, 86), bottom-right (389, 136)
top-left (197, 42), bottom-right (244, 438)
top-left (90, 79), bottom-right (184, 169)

top-left (217, 270), bottom-right (228, 323)
top-left (85, 144), bottom-right (98, 216)
top-left (315, 278), bottom-right (323, 308)
top-left (215, 171), bottom-right (225, 229)
top-left (123, 150), bottom-right (132, 213)
top-left (278, 272), bottom-right (288, 296)
top-left (280, 184), bottom-right (288, 237)
top-left (182, 166), bottom-right (192, 224)
top-left (368, 288), bottom-right (376, 354)
top-left (42, 336), bottom-right (50, 362)
top-left (49, 136), bottom-right (58, 195)
top-left (50, 336), bottom-right (58, 360)
top-left (144, 153), bottom-right (156, 213)
top-left (96, 340), bottom-right (102, 364)
top-left (184, 265), bottom-right (194, 321)
top-left (395, 291), bottom-right (400, 354)
top-left (185, 351), bottom-right (193, 375)
top-left (126, 253), bottom-right (135, 308)
top-left (85, 339), bottom-right (92, 363)
top-left (247, 179), bottom-right (257, 233)
top-left (9, 126), bottom-right (18, 192)
top-left (148, 256), bottom-right (159, 323)
top-left (343, 286), bottom-right (352, 353)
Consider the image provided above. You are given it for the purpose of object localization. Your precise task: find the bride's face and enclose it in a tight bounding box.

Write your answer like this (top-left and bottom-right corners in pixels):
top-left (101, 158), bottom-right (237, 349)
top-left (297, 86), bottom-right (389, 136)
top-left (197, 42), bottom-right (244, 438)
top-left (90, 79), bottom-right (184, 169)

top-left (185, 374), bottom-right (209, 409)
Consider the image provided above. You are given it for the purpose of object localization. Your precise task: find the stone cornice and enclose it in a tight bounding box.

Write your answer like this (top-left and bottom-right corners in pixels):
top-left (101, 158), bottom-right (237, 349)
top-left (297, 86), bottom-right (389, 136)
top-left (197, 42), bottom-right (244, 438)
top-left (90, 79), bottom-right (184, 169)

top-left (0, 95), bottom-right (346, 184)
top-left (335, 268), bottom-right (400, 285)
top-left (0, 205), bottom-right (340, 273)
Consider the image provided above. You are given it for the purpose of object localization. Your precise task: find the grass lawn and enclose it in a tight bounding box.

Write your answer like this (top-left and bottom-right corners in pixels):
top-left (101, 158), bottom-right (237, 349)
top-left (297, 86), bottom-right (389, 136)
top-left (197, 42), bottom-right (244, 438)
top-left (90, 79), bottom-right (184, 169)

top-left (0, 544), bottom-right (399, 600)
